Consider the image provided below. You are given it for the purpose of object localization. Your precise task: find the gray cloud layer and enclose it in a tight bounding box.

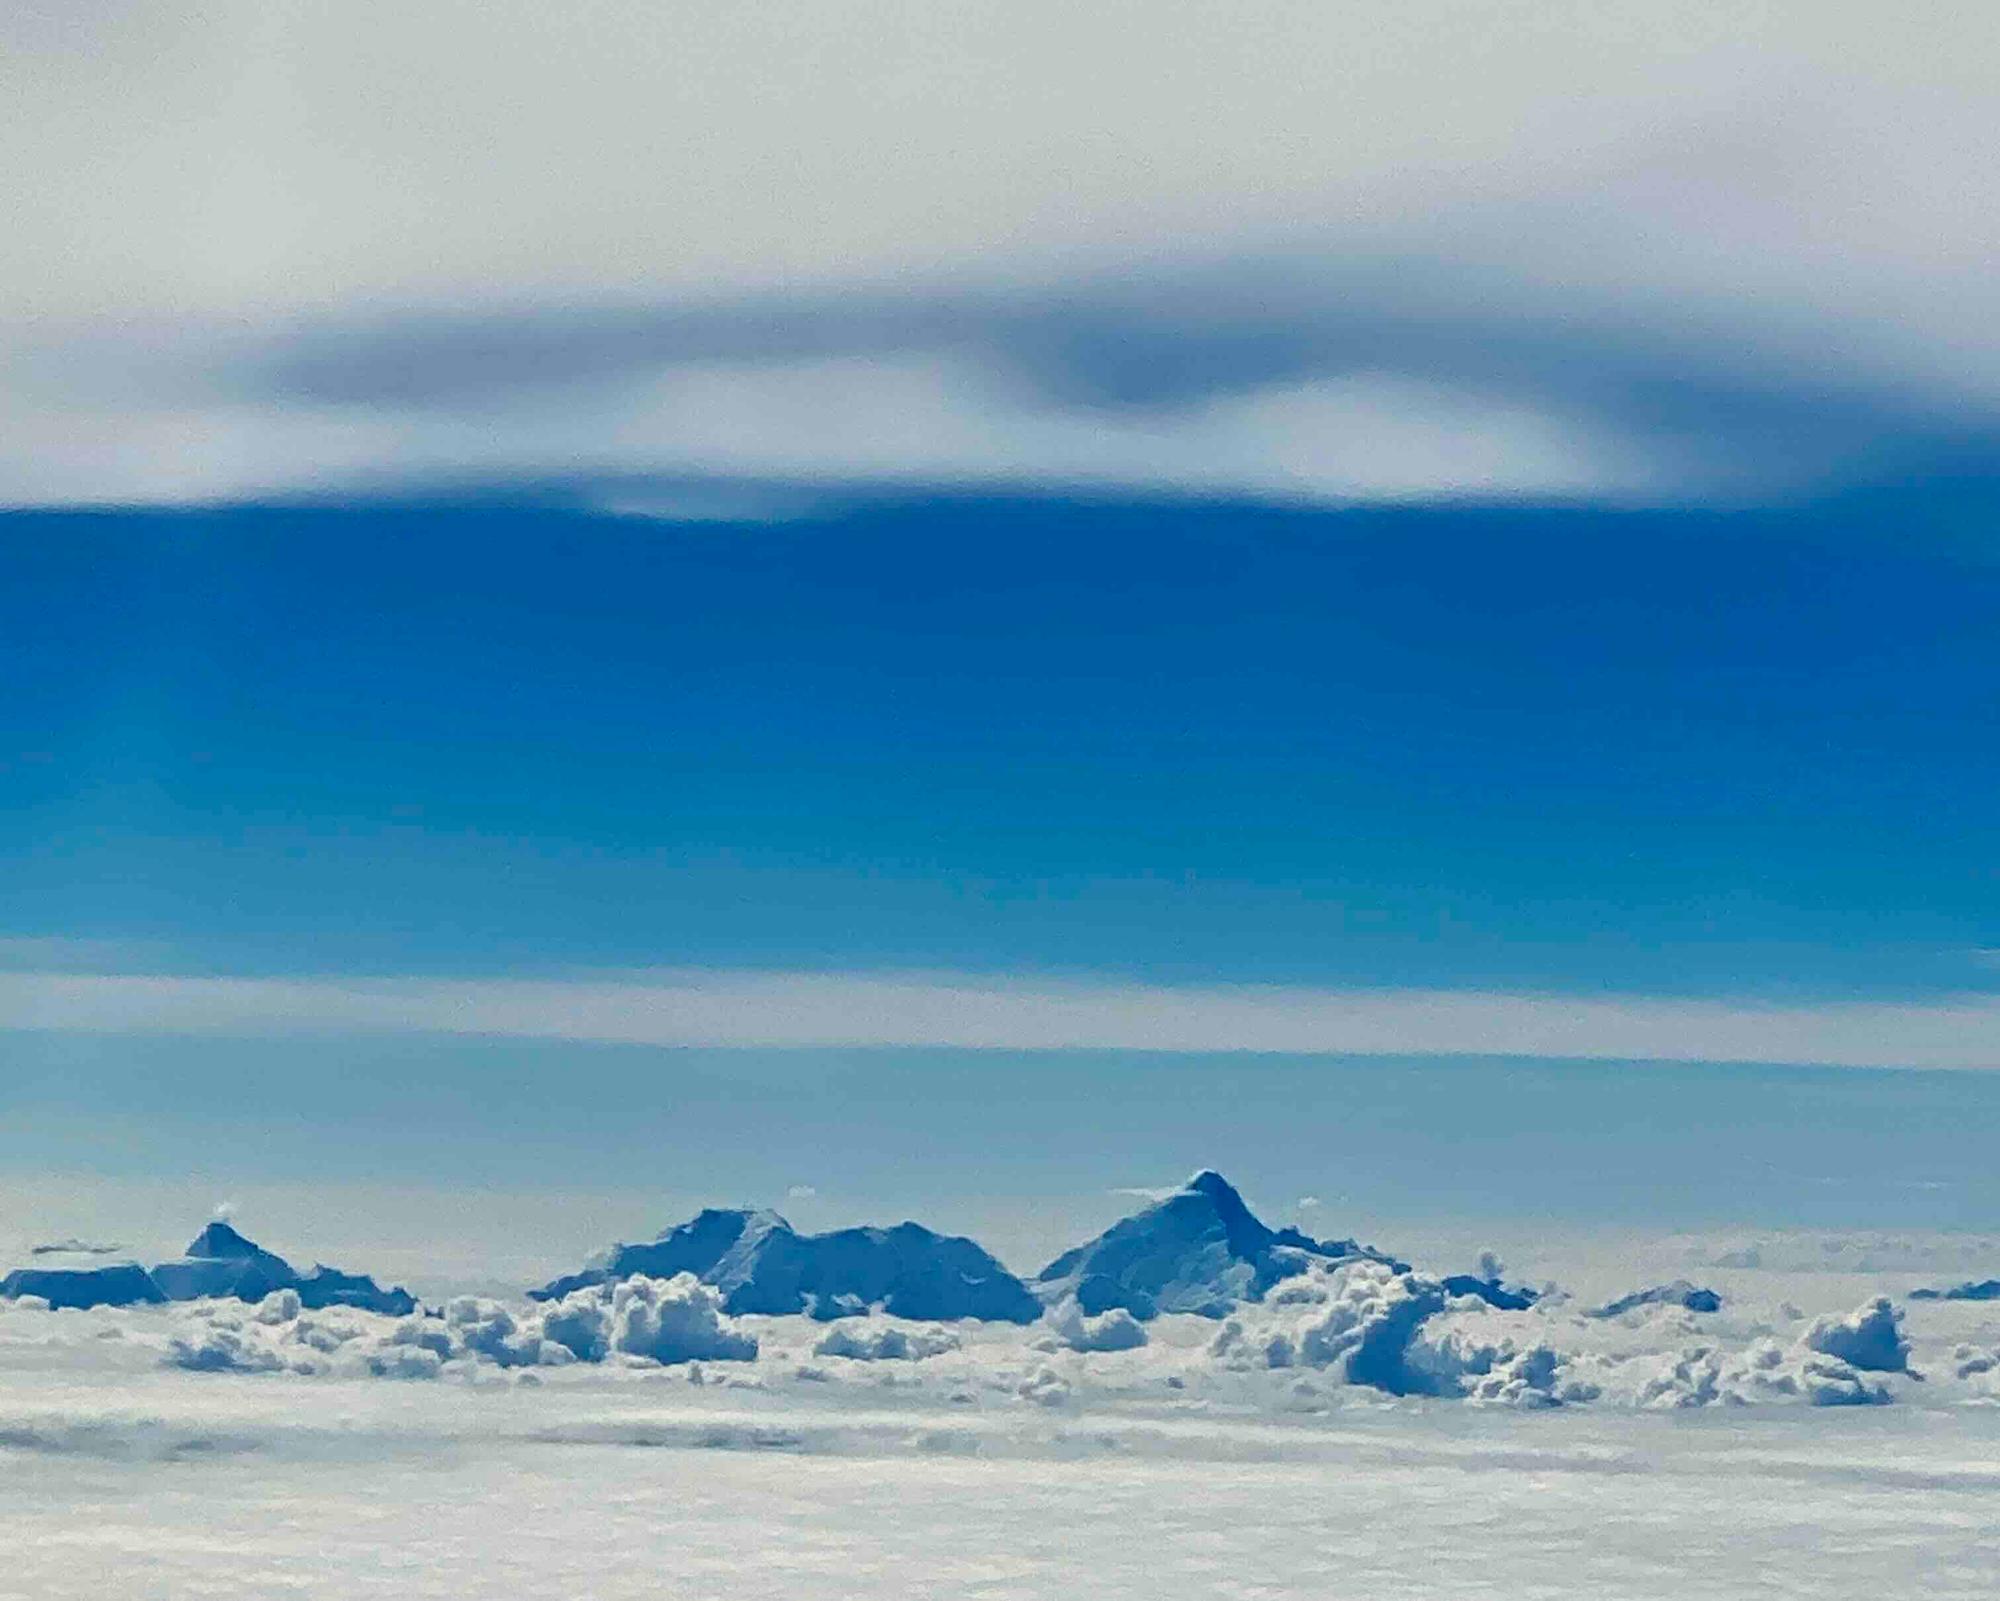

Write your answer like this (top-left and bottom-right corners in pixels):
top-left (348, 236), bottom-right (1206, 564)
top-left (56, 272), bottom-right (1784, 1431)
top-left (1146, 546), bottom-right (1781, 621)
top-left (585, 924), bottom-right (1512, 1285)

top-left (5, 2), bottom-right (1998, 507)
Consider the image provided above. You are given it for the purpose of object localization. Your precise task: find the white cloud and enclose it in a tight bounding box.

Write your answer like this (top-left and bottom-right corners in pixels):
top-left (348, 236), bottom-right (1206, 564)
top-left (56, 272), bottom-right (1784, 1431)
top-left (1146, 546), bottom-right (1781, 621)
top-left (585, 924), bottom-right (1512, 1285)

top-left (0, 355), bottom-right (1672, 509)
top-left (813, 1321), bottom-right (960, 1362)
top-left (1802, 1298), bottom-right (1911, 1374)
top-left (0, 1305), bottom-right (1980, 1601)
top-left (561, 1273), bottom-right (759, 1366)
top-left (5, 966), bottom-right (2000, 1070)
top-left (590, 484), bottom-right (826, 525)
top-left (6, 3), bottom-right (1995, 328)
top-left (1042, 1299), bottom-right (1149, 1354)
top-left (0, 1245), bottom-right (1977, 1457)
top-left (3, 2), bottom-right (1998, 506)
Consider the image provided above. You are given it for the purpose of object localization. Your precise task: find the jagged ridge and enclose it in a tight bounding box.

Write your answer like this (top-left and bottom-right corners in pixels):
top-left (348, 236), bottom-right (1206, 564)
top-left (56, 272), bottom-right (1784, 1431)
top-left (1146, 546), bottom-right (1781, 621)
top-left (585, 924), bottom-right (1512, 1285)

top-left (1035, 1170), bottom-right (1403, 1319)
top-left (532, 1208), bottom-right (1041, 1322)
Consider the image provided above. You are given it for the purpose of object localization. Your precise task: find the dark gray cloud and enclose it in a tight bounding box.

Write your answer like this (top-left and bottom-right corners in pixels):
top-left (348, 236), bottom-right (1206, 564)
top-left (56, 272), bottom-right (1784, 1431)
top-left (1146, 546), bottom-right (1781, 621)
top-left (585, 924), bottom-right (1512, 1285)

top-left (230, 252), bottom-right (2000, 504)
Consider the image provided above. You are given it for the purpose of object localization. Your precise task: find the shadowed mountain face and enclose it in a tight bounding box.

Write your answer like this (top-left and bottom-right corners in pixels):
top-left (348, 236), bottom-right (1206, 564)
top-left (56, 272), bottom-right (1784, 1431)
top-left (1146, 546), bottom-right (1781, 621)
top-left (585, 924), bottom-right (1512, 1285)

top-left (1909, 1279), bottom-right (2000, 1303)
top-left (151, 1223), bottom-right (302, 1304)
top-left (1589, 1281), bottom-right (1723, 1319)
top-left (531, 1207), bottom-right (772, 1301)
top-left (0, 1260), bottom-right (166, 1311)
top-left (189, 1222), bottom-right (268, 1259)
top-left (714, 1222), bottom-right (1040, 1322)
top-left (540, 1174), bottom-right (1409, 1325)
top-left (533, 1210), bottom-right (1041, 1322)
top-left (0, 1223), bottom-right (421, 1315)
top-left (288, 1265), bottom-right (420, 1315)
top-left (1440, 1268), bottom-right (1541, 1312)
top-left (154, 1223), bottom-right (417, 1314)
top-left (1035, 1170), bottom-right (1402, 1320)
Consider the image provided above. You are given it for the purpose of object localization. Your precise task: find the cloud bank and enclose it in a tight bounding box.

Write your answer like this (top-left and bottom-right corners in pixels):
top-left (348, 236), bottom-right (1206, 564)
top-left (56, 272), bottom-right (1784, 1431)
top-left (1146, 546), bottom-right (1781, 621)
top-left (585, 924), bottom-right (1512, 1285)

top-left (5, 2), bottom-right (1998, 507)
top-left (4, 967), bottom-right (2000, 1069)
top-left (5, 1257), bottom-right (1971, 1418)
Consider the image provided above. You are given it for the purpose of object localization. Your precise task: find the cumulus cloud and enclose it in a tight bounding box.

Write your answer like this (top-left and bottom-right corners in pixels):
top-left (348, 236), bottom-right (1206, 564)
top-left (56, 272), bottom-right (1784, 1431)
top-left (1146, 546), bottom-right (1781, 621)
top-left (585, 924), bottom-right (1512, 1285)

top-left (1622, 1343), bottom-right (1888, 1409)
top-left (813, 1322), bottom-right (961, 1362)
top-left (1016, 1366), bottom-right (1073, 1408)
top-left (9, 1315), bottom-right (1995, 1599)
top-left (536, 1275), bottom-right (757, 1366)
top-left (1409, 1327), bottom-right (1579, 1409)
top-left (143, 1274), bottom-right (760, 1376)
top-left (444, 1296), bottom-right (560, 1369)
top-left (1203, 1257), bottom-right (1580, 1407)
top-left (2, 1249), bottom-right (1985, 1422)
top-left (1802, 1299), bottom-right (1911, 1375)
top-left (166, 1290), bottom-right (361, 1374)
top-left (1212, 1259), bottom-right (1454, 1395)
top-left (256, 1289), bottom-right (302, 1325)
top-left (1184, 1255), bottom-right (1926, 1411)
top-left (167, 1321), bottom-right (292, 1375)
top-left (596, 1274), bottom-right (759, 1366)
top-left (1042, 1300), bottom-right (1149, 1355)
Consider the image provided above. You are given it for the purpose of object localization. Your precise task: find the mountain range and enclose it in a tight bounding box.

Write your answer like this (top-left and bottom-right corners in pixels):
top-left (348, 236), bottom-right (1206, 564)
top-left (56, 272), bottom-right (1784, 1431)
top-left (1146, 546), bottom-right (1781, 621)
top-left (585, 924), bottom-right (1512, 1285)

top-left (6, 1172), bottom-right (1562, 1324)
top-left (531, 1207), bottom-right (1041, 1321)
top-left (535, 1170), bottom-right (1406, 1323)
top-left (1, 1222), bottom-right (414, 1314)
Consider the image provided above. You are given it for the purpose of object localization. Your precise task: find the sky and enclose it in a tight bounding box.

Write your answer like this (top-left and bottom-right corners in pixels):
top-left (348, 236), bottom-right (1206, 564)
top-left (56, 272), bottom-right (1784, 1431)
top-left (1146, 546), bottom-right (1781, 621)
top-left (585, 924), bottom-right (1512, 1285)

top-left (3, 2), bottom-right (1998, 1271)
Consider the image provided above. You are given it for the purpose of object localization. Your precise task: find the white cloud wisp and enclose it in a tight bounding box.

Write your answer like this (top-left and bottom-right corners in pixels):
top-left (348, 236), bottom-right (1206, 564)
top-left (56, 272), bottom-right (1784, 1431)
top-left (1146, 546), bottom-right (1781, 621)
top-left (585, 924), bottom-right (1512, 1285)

top-left (4, 968), bottom-right (1999, 1070)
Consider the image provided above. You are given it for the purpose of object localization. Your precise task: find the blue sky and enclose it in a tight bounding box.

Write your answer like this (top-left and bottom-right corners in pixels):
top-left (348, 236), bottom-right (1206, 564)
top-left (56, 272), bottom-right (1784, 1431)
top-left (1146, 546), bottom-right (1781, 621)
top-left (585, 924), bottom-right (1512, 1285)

top-left (5, 484), bottom-right (1999, 1253)
top-left (6, 488), bottom-right (1997, 994)
top-left (3, 2), bottom-right (1998, 1258)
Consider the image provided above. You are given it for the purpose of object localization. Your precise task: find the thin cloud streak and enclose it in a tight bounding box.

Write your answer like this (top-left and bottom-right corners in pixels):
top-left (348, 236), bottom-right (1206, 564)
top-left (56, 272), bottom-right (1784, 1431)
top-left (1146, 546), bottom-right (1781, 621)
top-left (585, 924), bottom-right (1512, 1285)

top-left (3, 969), bottom-right (1999, 1070)
top-left (0, 351), bottom-right (1677, 510)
